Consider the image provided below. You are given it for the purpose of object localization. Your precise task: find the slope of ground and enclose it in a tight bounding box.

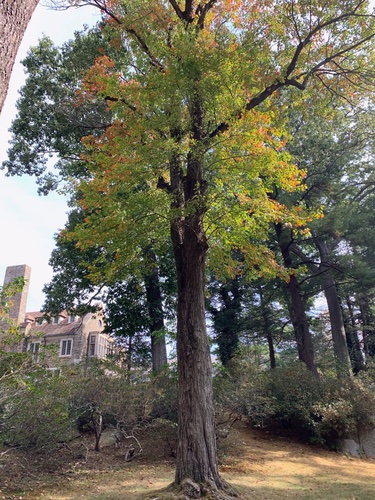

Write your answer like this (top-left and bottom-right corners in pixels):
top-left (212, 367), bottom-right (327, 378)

top-left (1, 421), bottom-right (375, 499)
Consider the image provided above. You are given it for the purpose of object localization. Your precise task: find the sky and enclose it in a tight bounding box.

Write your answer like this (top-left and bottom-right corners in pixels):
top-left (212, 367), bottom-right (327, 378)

top-left (0, 2), bottom-right (101, 310)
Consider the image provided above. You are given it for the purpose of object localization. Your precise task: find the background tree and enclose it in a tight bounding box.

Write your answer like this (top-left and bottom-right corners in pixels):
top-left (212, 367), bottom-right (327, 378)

top-left (268, 94), bottom-right (375, 377)
top-left (207, 273), bottom-right (243, 367)
top-left (1, 27), bottom-right (173, 372)
top-left (44, 209), bottom-right (172, 372)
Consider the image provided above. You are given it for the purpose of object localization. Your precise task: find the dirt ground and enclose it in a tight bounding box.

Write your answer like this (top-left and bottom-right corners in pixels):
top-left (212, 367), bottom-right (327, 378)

top-left (1, 421), bottom-right (375, 500)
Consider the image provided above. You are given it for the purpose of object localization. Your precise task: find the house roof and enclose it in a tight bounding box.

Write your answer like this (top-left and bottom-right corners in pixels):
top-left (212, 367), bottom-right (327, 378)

top-left (27, 315), bottom-right (84, 337)
top-left (21, 309), bottom-right (87, 336)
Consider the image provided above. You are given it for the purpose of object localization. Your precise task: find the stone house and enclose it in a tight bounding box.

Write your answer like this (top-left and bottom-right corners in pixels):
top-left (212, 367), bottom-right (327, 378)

top-left (1, 264), bottom-right (114, 367)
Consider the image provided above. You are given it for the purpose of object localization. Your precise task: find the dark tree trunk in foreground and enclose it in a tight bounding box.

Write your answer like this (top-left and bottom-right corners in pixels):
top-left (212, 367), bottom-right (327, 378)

top-left (144, 248), bottom-right (168, 373)
top-left (172, 217), bottom-right (217, 488)
top-left (0, 0), bottom-right (38, 113)
top-left (171, 210), bottom-right (232, 495)
top-left (275, 224), bottom-right (318, 376)
top-left (171, 212), bottom-right (236, 497)
top-left (166, 89), bottom-right (236, 496)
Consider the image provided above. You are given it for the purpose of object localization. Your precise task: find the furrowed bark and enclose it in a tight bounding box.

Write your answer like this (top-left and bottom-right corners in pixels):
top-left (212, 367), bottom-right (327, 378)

top-left (0, 0), bottom-right (38, 113)
top-left (167, 90), bottom-right (237, 495)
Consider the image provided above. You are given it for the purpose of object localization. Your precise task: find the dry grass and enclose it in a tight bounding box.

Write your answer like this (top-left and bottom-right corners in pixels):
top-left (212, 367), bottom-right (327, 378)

top-left (1, 422), bottom-right (375, 499)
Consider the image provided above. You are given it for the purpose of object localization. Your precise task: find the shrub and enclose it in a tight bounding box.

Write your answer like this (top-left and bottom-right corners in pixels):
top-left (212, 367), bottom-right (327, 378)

top-left (149, 365), bottom-right (178, 423)
top-left (0, 358), bottom-right (179, 454)
top-left (0, 368), bottom-right (75, 451)
top-left (214, 358), bottom-right (375, 447)
top-left (214, 358), bottom-right (275, 429)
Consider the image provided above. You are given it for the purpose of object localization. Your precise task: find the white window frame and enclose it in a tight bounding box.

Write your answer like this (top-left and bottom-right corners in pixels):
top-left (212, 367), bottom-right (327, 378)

top-left (89, 334), bottom-right (96, 357)
top-left (98, 336), bottom-right (107, 358)
top-left (28, 341), bottom-right (40, 361)
top-left (60, 339), bottom-right (73, 357)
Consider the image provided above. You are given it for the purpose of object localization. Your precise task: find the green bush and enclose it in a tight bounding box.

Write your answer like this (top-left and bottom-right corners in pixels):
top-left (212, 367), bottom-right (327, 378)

top-left (214, 359), bottom-right (375, 447)
top-left (0, 358), bottom-right (179, 454)
top-left (0, 369), bottom-right (75, 451)
top-left (214, 358), bottom-right (275, 429)
top-left (149, 365), bottom-right (178, 423)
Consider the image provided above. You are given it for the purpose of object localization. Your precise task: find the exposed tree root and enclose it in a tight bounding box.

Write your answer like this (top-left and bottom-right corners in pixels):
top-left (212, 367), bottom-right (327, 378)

top-left (143, 478), bottom-right (240, 499)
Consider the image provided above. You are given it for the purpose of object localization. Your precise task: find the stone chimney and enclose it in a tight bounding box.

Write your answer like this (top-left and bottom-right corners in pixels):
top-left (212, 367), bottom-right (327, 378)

top-left (2, 265), bottom-right (31, 324)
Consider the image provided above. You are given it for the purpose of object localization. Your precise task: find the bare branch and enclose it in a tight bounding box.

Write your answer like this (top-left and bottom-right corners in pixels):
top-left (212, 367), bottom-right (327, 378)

top-left (298, 31), bottom-right (375, 87)
top-left (197, 0), bottom-right (218, 29)
top-left (49, 1), bottom-right (164, 71)
top-left (168, 0), bottom-right (184, 21)
top-left (126, 28), bottom-right (165, 72)
top-left (184, 0), bottom-right (194, 21)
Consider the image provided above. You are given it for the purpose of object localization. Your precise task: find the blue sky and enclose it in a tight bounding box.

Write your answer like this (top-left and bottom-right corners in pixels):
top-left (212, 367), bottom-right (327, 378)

top-left (0, 2), bottom-right (100, 310)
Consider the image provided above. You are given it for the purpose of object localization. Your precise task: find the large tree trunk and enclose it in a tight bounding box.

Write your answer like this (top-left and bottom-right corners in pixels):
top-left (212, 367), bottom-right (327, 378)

top-left (275, 224), bottom-right (318, 376)
top-left (170, 212), bottom-right (235, 497)
top-left (172, 216), bottom-right (218, 488)
top-left (166, 95), bottom-right (236, 495)
top-left (316, 240), bottom-right (352, 377)
top-left (322, 274), bottom-right (351, 376)
top-left (144, 248), bottom-right (168, 373)
top-left (0, 0), bottom-right (39, 113)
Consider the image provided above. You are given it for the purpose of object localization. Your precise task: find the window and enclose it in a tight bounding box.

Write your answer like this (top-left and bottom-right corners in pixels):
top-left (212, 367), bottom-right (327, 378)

top-left (89, 334), bottom-right (96, 356)
top-left (60, 339), bottom-right (73, 356)
top-left (28, 342), bottom-right (40, 361)
top-left (68, 315), bottom-right (77, 323)
top-left (52, 316), bottom-right (60, 324)
top-left (47, 367), bottom-right (60, 377)
top-left (98, 336), bottom-right (106, 358)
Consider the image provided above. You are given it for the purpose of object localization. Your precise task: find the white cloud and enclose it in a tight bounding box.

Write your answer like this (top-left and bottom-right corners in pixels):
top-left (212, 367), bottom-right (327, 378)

top-left (0, 2), bottom-right (100, 311)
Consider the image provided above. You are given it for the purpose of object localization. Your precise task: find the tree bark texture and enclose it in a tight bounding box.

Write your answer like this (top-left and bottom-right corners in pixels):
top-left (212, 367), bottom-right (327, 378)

top-left (0, 0), bottom-right (38, 113)
top-left (167, 86), bottom-right (236, 496)
top-left (170, 215), bottom-right (236, 498)
top-left (172, 216), bottom-right (219, 483)
top-left (170, 172), bottom-right (233, 493)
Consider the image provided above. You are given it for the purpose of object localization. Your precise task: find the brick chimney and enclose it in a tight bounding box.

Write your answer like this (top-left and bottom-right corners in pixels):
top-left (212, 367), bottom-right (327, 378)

top-left (2, 265), bottom-right (31, 324)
